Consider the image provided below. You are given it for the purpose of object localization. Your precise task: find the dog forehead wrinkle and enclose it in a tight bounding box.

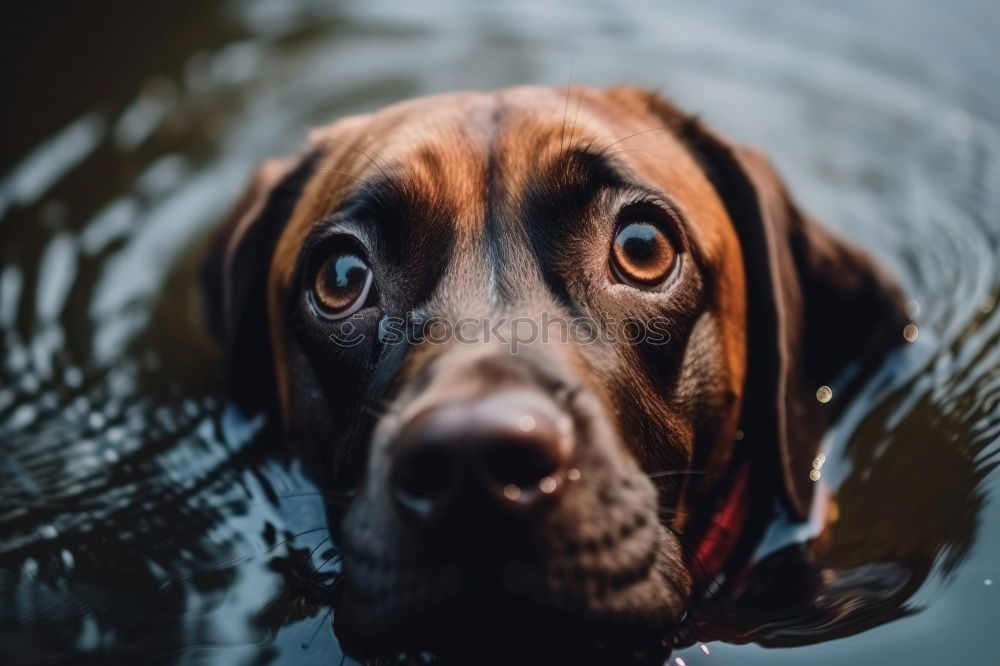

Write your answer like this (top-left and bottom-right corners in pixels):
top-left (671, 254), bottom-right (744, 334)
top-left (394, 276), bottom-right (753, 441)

top-left (478, 116), bottom-right (605, 309)
top-left (482, 101), bottom-right (526, 308)
top-left (360, 94), bottom-right (627, 314)
top-left (390, 99), bottom-right (540, 312)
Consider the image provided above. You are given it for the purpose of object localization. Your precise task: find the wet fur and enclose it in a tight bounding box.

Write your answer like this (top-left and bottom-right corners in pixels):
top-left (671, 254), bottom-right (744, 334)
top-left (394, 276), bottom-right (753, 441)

top-left (204, 85), bottom-right (907, 663)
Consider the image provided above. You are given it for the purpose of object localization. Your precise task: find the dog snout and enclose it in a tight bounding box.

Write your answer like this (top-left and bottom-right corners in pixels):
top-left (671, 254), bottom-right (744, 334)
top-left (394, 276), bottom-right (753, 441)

top-left (389, 390), bottom-right (575, 529)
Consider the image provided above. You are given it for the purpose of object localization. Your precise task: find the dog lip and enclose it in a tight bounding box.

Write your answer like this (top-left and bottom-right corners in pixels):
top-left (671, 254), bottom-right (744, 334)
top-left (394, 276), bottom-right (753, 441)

top-left (337, 544), bottom-right (678, 654)
top-left (337, 585), bottom-right (684, 665)
top-left (337, 494), bottom-right (686, 658)
top-left (337, 590), bottom-right (681, 666)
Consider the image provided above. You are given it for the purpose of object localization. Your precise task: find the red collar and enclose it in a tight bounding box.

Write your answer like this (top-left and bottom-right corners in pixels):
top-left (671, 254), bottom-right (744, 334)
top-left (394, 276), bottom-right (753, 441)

top-left (689, 463), bottom-right (751, 584)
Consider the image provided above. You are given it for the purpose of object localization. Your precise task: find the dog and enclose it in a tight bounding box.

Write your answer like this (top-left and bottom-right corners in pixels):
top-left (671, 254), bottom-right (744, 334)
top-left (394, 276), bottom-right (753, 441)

top-left (203, 86), bottom-right (907, 664)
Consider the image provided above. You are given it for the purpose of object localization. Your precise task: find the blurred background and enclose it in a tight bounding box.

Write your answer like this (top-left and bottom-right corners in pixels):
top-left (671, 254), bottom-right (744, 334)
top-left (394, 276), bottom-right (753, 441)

top-left (1, 1), bottom-right (998, 664)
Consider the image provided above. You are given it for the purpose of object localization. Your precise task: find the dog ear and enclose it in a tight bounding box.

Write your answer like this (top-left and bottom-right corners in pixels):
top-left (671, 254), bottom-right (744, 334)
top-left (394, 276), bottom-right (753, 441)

top-left (627, 90), bottom-right (908, 519)
top-left (715, 143), bottom-right (907, 519)
top-left (201, 150), bottom-right (321, 410)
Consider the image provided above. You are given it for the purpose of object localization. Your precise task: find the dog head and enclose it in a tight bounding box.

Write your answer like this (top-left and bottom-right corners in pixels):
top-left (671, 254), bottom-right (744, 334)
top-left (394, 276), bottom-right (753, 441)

top-left (204, 86), bottom-right (906, 662)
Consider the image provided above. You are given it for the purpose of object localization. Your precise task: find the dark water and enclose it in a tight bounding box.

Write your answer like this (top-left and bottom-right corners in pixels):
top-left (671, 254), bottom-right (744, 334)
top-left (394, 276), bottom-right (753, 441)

top-left (1, 1), bottom-right (998, 664)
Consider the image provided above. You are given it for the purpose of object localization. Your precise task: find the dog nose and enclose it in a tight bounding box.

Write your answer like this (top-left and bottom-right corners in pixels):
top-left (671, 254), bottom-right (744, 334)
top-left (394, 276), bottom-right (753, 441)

top-left (389, 391), bottom-right (574, 527)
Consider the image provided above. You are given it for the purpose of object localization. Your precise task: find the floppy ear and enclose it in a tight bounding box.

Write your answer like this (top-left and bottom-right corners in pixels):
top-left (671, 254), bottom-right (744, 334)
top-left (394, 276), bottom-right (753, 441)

top-left (201, 150), bottom-right (321, 410)
top-left (718, 144), bottom-right (907, 519)
top-left (631, 91), bottom-right (908, 519)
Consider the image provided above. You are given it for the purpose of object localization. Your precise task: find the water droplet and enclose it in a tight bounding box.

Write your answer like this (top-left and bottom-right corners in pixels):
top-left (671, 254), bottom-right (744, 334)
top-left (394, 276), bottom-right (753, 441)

top-left (23, 558), bottom-right (39, 578)
top-left (20, 372), bottom-right (41, 394)
top-left (903, 323), bottom-right (919, 342)
top-left (700, 644), bottom-right (711, 654)
top-left (88, 411), bottom-right (106, 430)
top-left (812, 453), bottom-right (827, 470)
top-left (675, 658), bottom-right (687, 666)
top-left (63, 366), bottom-right (83, 388)
top-left (518, 414), bottom-right (536, 432)
top-left (809, 469), bottom-right (821, 482)
top-left (10, 404), bottom-right (37, 429)
top-left (816, 386), bottom-right (833, 403)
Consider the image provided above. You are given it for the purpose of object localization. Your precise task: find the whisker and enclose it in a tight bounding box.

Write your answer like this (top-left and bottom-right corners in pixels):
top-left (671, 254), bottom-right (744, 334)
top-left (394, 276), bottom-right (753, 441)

top-left (262, 526), bottom-right (330, 555)
top-left (662, 523), bottom-right (729, 617)
top-left (350, 144), bottom-right (392, 183)
top-left (315, 167), bottom-right (391, 210)
top-left (280, 536), bottom-right (341, 626)
top-left (263, 489), bottom-right (358, 504)
top-left (307, 535), bottom-right (335, 564)
top-left (320, 136), bottom-right (394, 185)
top-left (569, 84), bottom-right (584, 144)
top-left (314, 550), bottom-right (342, 574)
top-left (598, 124), bottom-right (675, 155)
top-left (316, 167), bottom-right (374, 189)
top-left (646, 470), bottom-right (717, 480)
top-left (301, 606), bottom-right (334, 650)
top-left (271, 486), bottom-right (355, 498)
top-left (603, 147), bottom-right (659, 159)
top-left (560, 59), bottom-right (575, 152)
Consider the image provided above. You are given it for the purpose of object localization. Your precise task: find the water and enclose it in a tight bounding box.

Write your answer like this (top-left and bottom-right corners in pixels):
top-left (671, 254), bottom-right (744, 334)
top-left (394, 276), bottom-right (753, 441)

top-left (1, 0), bottom-right (998, 663)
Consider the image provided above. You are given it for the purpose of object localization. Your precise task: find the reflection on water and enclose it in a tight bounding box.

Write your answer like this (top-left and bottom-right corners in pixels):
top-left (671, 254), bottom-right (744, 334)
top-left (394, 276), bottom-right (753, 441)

top-left (1, 0), bottom-right (998, 664)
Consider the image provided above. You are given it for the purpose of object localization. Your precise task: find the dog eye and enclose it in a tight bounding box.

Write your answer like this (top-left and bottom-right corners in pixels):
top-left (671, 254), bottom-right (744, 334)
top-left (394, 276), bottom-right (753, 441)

top-left (611, 221), bottom-right (677, 287)
top-left (312, 252), bottom-right (374, 318)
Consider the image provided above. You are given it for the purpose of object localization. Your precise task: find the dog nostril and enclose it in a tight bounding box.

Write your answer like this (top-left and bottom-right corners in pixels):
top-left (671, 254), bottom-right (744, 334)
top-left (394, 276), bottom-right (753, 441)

top-left (391, 447), bottom-right (458, 519)
top-left (389, 392), bottom-right (575, 526)
top-left (484, 441), bottom-right (559, 491)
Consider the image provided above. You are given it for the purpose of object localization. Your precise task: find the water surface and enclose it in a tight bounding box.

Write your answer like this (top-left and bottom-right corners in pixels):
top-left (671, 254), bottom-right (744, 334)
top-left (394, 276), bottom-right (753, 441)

top-left (1, 1), bottom-right (998, 664)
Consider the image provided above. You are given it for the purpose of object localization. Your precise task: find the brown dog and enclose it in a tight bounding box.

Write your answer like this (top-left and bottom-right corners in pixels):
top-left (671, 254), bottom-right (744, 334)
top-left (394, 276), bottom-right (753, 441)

top-left (203, 86), bottom-right (906, 664)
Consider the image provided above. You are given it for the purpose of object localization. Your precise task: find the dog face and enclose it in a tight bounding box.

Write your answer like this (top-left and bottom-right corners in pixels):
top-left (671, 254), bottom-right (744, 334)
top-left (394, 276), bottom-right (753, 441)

top-left (204, 86), bottom-right (905, 662)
